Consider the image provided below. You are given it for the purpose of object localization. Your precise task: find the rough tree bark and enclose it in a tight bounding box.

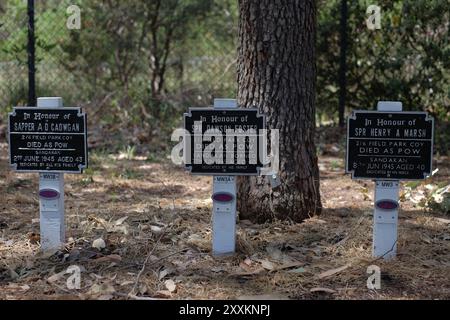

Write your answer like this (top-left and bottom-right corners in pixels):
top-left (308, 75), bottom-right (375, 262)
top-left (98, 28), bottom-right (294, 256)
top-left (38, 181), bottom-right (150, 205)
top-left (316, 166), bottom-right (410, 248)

top-left (237, 0), bottom-right (321, 222)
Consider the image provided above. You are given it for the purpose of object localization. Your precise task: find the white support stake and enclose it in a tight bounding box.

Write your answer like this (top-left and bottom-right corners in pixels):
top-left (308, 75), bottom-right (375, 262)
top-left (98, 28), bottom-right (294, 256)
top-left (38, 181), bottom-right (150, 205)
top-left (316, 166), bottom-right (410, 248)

top-left (212, 98), bottom-right (237, 256)
top-left (37, 97), bottom-right (65, 251)
top-left (373, 101), bottom-right (402, 260)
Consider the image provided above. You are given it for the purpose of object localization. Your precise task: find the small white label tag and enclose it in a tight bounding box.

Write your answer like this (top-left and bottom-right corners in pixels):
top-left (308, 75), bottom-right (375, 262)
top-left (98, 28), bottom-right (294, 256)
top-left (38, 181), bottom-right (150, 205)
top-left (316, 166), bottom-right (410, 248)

top-left (268, 174), bottom-right (281, 188)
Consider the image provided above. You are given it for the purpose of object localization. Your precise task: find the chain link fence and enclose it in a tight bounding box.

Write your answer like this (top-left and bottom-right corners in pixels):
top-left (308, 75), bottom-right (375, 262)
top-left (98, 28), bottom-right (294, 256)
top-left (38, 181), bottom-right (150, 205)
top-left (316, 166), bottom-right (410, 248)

top-left (1, 0), bottom-right (237, 113)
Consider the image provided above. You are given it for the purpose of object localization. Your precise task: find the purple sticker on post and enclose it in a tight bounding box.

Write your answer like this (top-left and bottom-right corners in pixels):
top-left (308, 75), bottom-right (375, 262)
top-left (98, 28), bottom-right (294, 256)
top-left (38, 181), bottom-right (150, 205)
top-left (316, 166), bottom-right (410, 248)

top-left (375, 199), bottom-right (399, 211)
top-left (39, 189), bottom-right (60, 200)
top-left (212, 192), bottom-right (234, 203)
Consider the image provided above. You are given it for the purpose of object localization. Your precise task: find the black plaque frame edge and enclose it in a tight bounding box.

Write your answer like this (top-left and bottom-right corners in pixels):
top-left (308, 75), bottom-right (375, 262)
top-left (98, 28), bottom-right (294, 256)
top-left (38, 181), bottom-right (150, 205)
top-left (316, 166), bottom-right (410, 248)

top-left (183, 107), bottom-right (267, 176)
top-left (345, 110), bottom-right (435, 181)
top-left (7, 106), bottom-right (89, 174)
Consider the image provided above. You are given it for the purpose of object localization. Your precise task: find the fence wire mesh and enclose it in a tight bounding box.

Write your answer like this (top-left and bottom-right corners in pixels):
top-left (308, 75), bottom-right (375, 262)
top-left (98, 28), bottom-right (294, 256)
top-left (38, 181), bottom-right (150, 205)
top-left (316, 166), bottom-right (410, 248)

top-left (0, 1), bottom-right (29, 107)
top-left (1, 0), bottom-right (237, 112)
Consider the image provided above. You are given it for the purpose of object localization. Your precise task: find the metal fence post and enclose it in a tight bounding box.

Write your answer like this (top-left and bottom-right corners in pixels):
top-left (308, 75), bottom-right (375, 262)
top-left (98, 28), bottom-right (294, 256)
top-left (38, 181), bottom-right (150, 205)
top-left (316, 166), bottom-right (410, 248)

top-left (212, 99), bottom-right (237, 256)
top-left (27, 0), bottom-right (36, 107)
top-left (372, 101), bottom-right (402, 260)
top-left (37, 97), bottom-right (65, 251)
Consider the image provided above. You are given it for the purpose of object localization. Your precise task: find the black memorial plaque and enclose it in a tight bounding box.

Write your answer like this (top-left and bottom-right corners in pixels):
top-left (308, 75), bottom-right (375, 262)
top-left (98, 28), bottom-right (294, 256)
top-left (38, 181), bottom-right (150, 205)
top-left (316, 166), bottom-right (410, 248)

top-left (346, 111), bottom-right (434, 180)
top-left (184, 108), bottom-right (265, 175)
top-left (8, 107), bottom-right (88, 173)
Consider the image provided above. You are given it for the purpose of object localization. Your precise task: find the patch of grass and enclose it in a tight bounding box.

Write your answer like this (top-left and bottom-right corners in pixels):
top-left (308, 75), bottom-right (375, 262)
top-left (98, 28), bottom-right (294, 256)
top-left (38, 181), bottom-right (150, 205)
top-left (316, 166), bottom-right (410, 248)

top-left (108, 192), bottom-right (120, 202)
top-left (79, 176), bottom-right (95, 187)
top-left (145, 152), bottom-right (164, 163)
top-left (117, 168), bottom-right (142, 180)
top-left (404, 181), bottom-right (422, 189)
top-left (89, 148), bottom-right (113, 169)
top-left (330, 160), bottom-right (343, 170)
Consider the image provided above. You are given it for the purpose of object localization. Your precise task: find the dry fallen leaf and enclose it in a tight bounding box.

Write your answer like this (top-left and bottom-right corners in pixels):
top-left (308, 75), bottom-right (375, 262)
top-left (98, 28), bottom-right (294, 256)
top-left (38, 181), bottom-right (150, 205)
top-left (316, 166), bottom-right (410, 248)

top-left (211, 266), bottom-right (225, 273)
top-left (94, 254), bottom-right (122, 263)
top-left (120, 281), bottom-right (134, 287)
top-left (316, 264), bottom-right (350, 279)
top-left (237, 294), bottom-right (290, 300)
top-left (154, 290), bottom-right (172, 298)
top-left (115, 216), bottom-right (129, 226)
top-left (288, 267), bottom-right (306, 274)
top-left (239, 261), bottom-right (253, 272)
top-left (27, 232), bottom-right (40, 244)
top-left (232, 267), bottom-right (265, 277)
top-left (310, 287), bottom-right (336, 294)
top-left (435, 218), bottom-right (450, 224)
top-left (47, 271), bottom-right (66, 284)
top-left (20, 284), bottom-right (30, 291)
top-left (92, 238), bottom-right (106, 250)
top-left (7, 283), bottom-right (31, 292)
top-left (88, 283), bottom-right (116, 297)
top-left (165, 279), bottom-right (177, 292)
top-left (150, 225), bottom-right (163, 235)
top-left (8, 268), bottom-right (19, 280)
top-left (139, 283), bottom-right (148, 295)
top-left (271, 261), bottom-right (304, 272)
top-left (260, 259), bottom-right (275, 271)
top-left (159, 268), bottom-right (170, 280)
top-left (266, 246), bottom-right (283, 261)
top-left (112, 224), bottom-right (129, 235)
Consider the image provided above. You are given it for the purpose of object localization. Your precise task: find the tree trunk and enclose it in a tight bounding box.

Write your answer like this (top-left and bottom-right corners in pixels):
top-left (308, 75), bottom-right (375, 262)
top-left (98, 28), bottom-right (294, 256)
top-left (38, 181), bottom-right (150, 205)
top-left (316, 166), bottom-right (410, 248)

top-left (237, 0), bottom-right (321, 223)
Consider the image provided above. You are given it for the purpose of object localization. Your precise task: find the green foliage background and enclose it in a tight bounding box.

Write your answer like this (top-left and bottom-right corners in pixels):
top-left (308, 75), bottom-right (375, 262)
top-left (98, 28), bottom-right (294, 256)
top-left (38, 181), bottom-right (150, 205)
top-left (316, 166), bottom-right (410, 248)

top-left (317, 0), bottom-right (449, 153)
top-left (1, 0), bottom-right (448, 153)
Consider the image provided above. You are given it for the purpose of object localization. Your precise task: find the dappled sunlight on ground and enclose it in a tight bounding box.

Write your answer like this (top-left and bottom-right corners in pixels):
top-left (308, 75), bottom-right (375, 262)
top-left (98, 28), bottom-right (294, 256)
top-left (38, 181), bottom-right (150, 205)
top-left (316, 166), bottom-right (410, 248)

top-left (0, 146), bottom-right (449, 300)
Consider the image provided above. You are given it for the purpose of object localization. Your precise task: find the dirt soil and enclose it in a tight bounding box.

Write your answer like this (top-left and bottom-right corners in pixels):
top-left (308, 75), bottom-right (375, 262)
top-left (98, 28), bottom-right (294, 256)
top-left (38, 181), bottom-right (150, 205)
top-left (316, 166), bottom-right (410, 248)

top-left (0, 142), bottom-right (449, 300)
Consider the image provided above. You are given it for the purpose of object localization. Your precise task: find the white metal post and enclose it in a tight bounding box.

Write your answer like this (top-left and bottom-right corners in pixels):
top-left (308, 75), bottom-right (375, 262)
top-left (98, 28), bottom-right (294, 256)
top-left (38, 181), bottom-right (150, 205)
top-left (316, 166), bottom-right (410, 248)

top-left (212, 99), bottom-right (237, 256)
top-left (373, 101), bottom-right (402, 260)
top-left (37, 97), bottom-right (65, 251)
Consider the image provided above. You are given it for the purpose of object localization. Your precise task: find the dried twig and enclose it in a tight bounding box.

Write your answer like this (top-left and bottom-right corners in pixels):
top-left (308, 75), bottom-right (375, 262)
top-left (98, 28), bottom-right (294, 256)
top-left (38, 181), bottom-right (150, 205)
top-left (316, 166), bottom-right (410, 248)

top-left (114, 292), bottom-right (163, 300)
top-left (129, 229), bottom-right (166, 296)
